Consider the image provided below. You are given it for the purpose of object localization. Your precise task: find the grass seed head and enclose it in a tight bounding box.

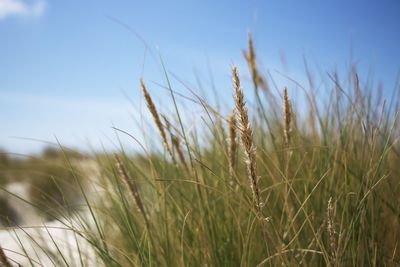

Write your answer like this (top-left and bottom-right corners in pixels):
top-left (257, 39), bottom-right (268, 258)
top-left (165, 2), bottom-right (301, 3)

top-left (114, 154), bottom-right (146, 217)
top-left (232, 65), bottom-right (262, 209)
top-left (243, 33), bottom-right (267, 92)
top-left (140, 79), bottom-right (172, 156)
top-left (171, 134), bottom-right (189, 171)
top-left (283, 87), bottom-right (292, 147)
top-left (227, 111), bottom-right (237, 178)
top-left (327, 197), bottom-right (337, 260)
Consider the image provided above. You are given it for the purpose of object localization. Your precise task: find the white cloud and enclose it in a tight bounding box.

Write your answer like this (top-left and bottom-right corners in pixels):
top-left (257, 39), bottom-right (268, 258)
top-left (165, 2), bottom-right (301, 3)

top-left (0, 0), bottom-right (46, 19)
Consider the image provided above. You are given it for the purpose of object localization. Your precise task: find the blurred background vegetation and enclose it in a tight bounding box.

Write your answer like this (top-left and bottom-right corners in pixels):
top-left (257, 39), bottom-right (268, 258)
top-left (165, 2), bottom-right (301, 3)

top-left (0, 147), bottom-right (85, 225)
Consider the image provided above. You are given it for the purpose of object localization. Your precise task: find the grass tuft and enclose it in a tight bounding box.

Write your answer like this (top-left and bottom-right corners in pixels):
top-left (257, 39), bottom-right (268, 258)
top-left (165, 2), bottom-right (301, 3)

top-left (1, 34), bottom-right (399, 266)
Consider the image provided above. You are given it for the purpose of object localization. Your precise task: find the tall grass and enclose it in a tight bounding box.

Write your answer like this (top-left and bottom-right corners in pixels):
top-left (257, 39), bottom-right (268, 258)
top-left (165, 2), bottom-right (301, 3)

top-left (1, 34), bottom-right (400, 266)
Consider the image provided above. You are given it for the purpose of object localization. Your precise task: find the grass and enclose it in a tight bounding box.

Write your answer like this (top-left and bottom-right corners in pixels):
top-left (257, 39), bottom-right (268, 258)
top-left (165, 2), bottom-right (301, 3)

top-left (1, 33), bottom-right (400, 266)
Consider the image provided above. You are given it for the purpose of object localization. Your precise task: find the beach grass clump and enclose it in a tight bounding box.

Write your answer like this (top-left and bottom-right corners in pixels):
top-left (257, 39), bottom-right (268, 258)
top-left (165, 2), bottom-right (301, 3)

top-left (1, 34), bottom-right (399, 266)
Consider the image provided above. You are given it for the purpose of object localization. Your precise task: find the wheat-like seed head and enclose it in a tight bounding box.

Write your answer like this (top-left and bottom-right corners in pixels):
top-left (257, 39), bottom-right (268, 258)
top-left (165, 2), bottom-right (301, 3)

top-left (246, 33), bottom-right (257, 83)
top-left (140, 79), bottom-right (172, 157)
top-left (0, 246), bottom-right (12, 267)
top-left (227, 111), bottom-right (237, 178)
top-left (161, 114), bottom-right (171, 133)
top-left (283, 87), bottom-right (292, 147)
top-left (243, 33), bottom-right (267, 92)
top-left (171, 134), bottom-right (189, 171)
top-left (327, 197), bottom-right (337, 261)
top-left (114, 154), bottom-right (146, 217)
top-left (232, 65), bottom-right (261, 209)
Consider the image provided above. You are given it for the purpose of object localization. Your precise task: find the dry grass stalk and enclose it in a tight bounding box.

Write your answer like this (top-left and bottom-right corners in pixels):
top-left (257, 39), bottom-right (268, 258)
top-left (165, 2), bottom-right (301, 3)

top-left (351, 65), bottom-right (361, 104)
top-left (232, 65), bottom-right (262, 209)
top-left (283, 87), bottom-right (292, 147)
top-left (161, 114), bottom-right (171, 133)
top-left (162, 114), bottom-right (189, 171)
top-left (327, 197), bottom-right (337, 261)
top-left (114, 154), bottom-right (146, 218)
top-left (243, 33), bottom-right (267, 92)
top-left (0, 246), bottom-right (12, 267)
top-left (161, 114), bottom-right (173, 148)
top-left (227, 111), bottom-right (237, 179)
top-left (171, 134), bottom-right (189, 171)
top-left (140, 79), bottom-right (172, 156)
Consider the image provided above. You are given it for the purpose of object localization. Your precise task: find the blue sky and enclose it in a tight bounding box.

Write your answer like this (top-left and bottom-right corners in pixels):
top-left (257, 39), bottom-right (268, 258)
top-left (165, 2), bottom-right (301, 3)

top-left (1, 0), bottom-right (399, 154)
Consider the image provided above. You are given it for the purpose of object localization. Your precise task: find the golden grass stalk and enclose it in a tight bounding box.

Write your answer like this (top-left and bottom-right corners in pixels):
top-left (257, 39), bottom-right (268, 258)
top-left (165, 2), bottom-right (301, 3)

top-left (283, 87), bottom-right (292, 147)
top-left (0, 246), bottom-right (12, 267)
top-left (114, 154), bottom-right (146, 219)
top-left (161, 114), bottom-right (189, 171)
top-left (327, 197), bottom-right (337, 261)
top-left (140, 79), bottom-right (172, 157)
top-left (243, 33), bottom-right (267, 92)
top-left (232, 65), bottom-right (262, 209)
top-left (227, 111), bottom-right (237, 179)
top-left (171, 134), bottom-right (189, 172)
top-left (161, 114), bottom-right (171, 133)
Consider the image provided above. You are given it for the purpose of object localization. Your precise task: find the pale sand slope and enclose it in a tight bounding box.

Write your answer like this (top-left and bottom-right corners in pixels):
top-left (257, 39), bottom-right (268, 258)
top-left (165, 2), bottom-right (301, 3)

top-left (0, 160), bottom-right (105, 266)
top-left (1, 219), bottom-right (97, 266)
